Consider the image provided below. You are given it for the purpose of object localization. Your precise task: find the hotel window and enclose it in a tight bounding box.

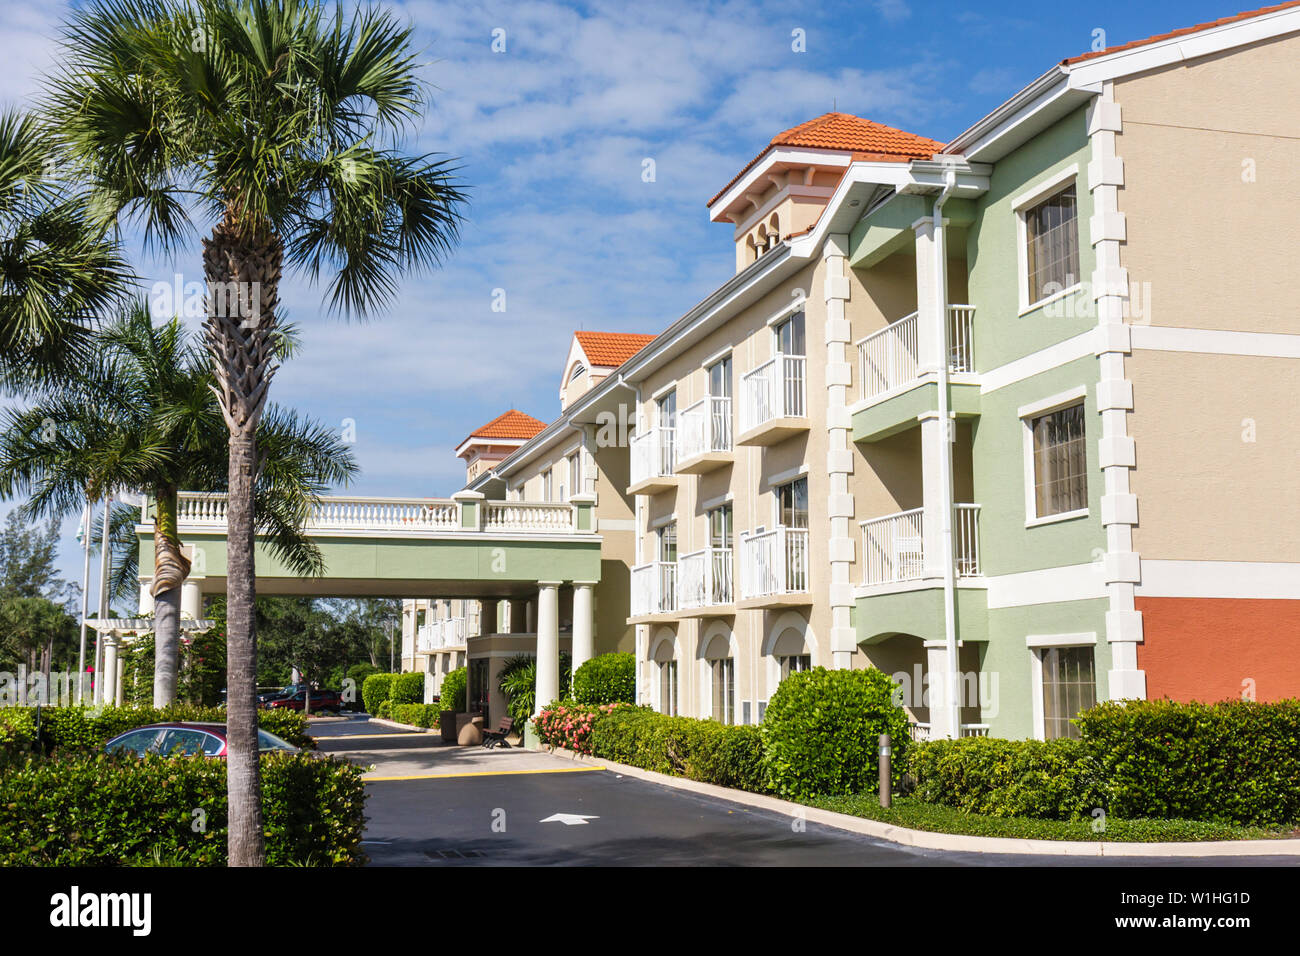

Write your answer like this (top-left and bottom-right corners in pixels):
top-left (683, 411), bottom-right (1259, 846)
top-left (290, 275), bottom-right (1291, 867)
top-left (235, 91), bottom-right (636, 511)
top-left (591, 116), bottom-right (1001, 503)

top-left (1030, 402), bottom-right (1087, 518)
top-left (777, 476), bottom-right (809, 529)
top-left (659, 660), bottom-right (678, 716)
top-left (712, 658), bottom-right (735, 724)
top-left (658, 523), bottom-right (677, 564)
top-left (708, 504), bottom-right (732, 550)
top-left (1024, 183), bottom-right (1079, 306)
top-left (708, 355), bottom-right (732, 399)
top-left (543, 469), bottom-right (553, 502)
top-left (568, 452), bottom-right (581, 497)
top-left (1041, 646), bottom-right (1096, 740)
top-left (780, 654), bottom-right (812, 680)
top-left (775, 311), bottom-right (806, 357)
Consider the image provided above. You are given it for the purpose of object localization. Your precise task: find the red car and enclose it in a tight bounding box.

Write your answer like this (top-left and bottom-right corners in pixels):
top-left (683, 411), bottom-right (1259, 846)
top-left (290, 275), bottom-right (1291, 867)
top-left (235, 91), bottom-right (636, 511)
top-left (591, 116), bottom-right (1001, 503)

top-left (265, 688), bottom-right (343, 713)
top-left (104, 722), bottom-right (300, 758)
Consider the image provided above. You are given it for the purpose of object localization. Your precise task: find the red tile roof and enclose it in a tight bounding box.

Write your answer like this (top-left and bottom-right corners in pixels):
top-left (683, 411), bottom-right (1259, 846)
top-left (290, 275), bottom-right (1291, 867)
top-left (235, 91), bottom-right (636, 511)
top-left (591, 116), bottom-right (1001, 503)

top-left (464, 409), bottom-right (547, 444)
top-left (708, 112), bottom-right (943, 209)
top-left (574, 331), bottom-right (657, 368)
top-left (1063, 1), bottom-right (1300, 64)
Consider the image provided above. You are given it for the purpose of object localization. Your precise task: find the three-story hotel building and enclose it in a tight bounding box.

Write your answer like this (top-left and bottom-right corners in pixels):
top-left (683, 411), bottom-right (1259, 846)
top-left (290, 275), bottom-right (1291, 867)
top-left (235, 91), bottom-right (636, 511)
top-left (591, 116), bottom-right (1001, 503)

top-left (404, 4), bottom-right (1300, 740)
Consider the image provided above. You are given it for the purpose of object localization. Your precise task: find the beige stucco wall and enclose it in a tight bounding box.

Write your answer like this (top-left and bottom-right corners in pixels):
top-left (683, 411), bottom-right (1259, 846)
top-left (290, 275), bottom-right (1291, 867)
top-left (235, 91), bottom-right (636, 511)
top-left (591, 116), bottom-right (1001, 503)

top-left (1115, 33), bottom-right (1300, 561)
top-left (1127, 349), bottom-right (1300, 561)
top-left (1114, 33), bottom-right (1300, 334)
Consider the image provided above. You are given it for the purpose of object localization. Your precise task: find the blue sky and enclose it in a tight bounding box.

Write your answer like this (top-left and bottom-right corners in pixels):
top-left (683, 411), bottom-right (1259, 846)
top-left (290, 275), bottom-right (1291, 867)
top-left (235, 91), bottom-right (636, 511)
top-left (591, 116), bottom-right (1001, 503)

top-left (0, 0), bottom-right (1246, 598)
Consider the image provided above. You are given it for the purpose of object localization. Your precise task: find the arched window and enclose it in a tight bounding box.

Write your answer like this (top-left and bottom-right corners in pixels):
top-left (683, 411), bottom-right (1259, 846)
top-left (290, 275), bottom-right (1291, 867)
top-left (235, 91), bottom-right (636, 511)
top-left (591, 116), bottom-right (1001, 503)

top-left (703, 633), bottom-right (735, 724)
top-left (772, 627), bottom-right (811, 681)
top-left (652, 636), bottom-right (677, 716)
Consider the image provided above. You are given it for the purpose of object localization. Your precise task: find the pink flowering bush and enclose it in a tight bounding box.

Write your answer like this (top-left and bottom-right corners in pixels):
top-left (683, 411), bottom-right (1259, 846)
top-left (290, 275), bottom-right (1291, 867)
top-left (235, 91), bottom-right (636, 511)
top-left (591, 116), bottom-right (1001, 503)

top-left (532, 701), bottom-right (629, 755)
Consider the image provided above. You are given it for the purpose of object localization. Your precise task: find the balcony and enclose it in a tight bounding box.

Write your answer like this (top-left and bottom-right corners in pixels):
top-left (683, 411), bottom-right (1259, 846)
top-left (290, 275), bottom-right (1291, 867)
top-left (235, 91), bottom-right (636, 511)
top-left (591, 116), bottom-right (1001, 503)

top-left (859, 504), bottom-right (982, 587)
top-left (631, 560), bottom-right (678, 618)
top-left (628, 426), bottom-right (677, 495)
top-left (737, 355), bottom-right (807, 446)
top-left (677, 547), bottom-right (734, 613)
top-left (417, 617), bottom-right (467, 653)
top-left (857, 306), bottom-right (975, 404)
top-left (909, 721), bottom-right (990, 742)
top-left (738, 526), bottom-right (810, 607)
top-left (675, 397), bottom-right (733, 474)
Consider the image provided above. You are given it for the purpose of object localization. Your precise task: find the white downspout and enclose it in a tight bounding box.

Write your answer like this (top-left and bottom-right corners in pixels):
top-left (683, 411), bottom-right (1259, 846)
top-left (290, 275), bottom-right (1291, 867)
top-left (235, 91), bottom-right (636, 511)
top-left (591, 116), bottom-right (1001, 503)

top-left (933, 168), bottom-right (962, 739)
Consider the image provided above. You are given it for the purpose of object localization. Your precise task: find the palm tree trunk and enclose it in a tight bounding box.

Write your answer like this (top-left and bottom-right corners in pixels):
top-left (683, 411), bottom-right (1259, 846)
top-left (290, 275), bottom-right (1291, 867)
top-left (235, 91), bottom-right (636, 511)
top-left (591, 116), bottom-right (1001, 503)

top-left (203, 214), bottom-right (283, 868)
top-left (151, 488), bottom-right (189, 706)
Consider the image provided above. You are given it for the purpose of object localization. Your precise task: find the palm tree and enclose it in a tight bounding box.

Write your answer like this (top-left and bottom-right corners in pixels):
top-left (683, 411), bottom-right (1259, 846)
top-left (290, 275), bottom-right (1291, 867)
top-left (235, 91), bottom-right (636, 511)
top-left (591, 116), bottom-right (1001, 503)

top-left (45, 0), bottom-right (465, 864)
top-left (0, 110), bottom-right (130, 387)
top-left (0, 302), bottom-right (358, 706)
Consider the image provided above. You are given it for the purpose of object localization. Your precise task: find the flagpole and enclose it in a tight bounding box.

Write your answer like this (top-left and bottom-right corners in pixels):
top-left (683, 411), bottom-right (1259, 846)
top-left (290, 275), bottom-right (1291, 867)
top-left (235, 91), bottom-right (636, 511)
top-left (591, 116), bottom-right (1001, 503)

top-left (94, 495), bottom-right (113, 706)
top-left (76, 500), bottom-right (92, 705)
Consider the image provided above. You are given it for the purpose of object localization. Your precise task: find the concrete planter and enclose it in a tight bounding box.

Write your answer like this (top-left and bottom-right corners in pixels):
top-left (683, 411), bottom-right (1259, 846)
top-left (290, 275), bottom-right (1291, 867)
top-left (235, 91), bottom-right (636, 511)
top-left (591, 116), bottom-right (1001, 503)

top-left (439, 710), bottom-right (459, 743)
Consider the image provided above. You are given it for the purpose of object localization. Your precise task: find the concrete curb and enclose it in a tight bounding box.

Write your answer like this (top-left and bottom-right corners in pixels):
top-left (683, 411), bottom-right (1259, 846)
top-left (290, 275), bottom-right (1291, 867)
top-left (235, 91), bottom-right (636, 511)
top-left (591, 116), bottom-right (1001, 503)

top-left (366, 717), bottom-right (435, 734)
top-left (536, 746), bottom-right (1300, 858)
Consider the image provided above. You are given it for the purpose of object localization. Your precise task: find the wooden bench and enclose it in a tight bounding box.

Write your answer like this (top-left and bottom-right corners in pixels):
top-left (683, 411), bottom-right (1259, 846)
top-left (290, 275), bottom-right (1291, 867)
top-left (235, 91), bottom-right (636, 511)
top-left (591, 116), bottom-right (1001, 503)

top-left (481, 716), bottom-right (514, 749)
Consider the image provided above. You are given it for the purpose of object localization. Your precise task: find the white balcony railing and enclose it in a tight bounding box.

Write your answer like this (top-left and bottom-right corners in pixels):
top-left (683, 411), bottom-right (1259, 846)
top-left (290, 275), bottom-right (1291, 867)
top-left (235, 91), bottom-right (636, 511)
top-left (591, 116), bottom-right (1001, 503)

top-left (678, 547), bottom-right (734, 609)
top-left (857, 311), bottom-right (919, 401)
top-left (947, 305), bottom-right (975, 373)
top-left (629, 426), bottom-right (675, 488)
top-left (860, 504), bottom-right (981, 586)
top-left (856, 305), bottom-right (976, 403)
top-left (910, 721), bottom-right (989, 740)
top-left (176, 493), bottom-right (580, 535)
top-left (631, 561), bottom-right (677, 616)
top-left (676, 396), bottom-right (732, 463)
top-left (739, 526), bottom-right (810, 600)
top-left (739, 355), bottom-right (806, 434)
top-left (417, 618), bottom-right (467, 652)
top-left (481, 501), bottom-right (574, 533)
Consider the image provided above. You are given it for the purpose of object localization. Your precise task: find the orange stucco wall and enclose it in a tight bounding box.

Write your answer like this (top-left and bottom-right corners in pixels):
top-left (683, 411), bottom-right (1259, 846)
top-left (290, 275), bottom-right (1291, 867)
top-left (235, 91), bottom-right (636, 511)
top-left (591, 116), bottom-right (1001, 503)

top-left (1136, 597), bottom-right (1300, 703)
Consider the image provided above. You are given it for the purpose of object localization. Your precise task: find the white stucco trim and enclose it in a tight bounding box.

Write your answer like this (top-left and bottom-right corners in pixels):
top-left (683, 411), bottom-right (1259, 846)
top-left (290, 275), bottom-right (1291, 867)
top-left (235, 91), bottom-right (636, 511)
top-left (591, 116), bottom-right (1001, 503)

top-left (1136, 560), bottom-right (1300, 600)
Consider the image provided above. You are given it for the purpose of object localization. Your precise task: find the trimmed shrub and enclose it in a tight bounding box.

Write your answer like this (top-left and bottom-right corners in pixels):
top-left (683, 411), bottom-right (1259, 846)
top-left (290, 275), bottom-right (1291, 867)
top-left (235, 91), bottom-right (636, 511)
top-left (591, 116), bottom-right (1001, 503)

top-left (389, 671), bottom-right (425, 706)
top-left (572, 653), bottom-right (635, 705)
top-left (906, 737), bottom-right (1099, 819)
top-left (440, 667), bottom-right (467, 712)
top-left (0, 751), bottom-right (366, 865)
top-left (391, 703), bottom-right (441, 729)
top-left (587, 707), bottom-right (766, 792)
top-left (361, 672), bottom-right (394, 715)
top-left (760, 667), bottom-right (910, 799)
top-left (376, 699), bottom-right (392, 719)
top-left (1077, 698), bottom-right (1300, 826)
top-left (0, 704), bottom-right (313, 758)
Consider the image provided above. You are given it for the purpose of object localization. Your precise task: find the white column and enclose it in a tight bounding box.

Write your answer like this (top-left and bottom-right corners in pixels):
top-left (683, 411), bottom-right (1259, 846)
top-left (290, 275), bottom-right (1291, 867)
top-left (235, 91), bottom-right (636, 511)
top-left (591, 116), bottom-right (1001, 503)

top-left (925, 640), bottom-right (956, 738)
top-left (525, 599), bottom-right (537, 634)
top-left (102, 638), bottom-right (118, 707)
top-left (115, 654), bottom-right (124, 706)
top-left (823, 233), bottom-right (857, 670)
top-left (138, 579), bottom-right (155, 615)
top-left (571, 582), bottom-right (595, 669)
top-left (1088, 85), bottom-right (1146, 701)
top-left (535, 582), bottom-right (561, 714)
top-left (181, 579), bottom-right (202, 620)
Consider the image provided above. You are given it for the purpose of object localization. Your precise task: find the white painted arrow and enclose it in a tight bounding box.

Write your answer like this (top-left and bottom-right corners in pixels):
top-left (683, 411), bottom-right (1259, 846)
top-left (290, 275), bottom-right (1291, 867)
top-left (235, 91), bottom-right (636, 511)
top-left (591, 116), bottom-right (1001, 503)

top-left (539, 812), bottom-right (599, 826)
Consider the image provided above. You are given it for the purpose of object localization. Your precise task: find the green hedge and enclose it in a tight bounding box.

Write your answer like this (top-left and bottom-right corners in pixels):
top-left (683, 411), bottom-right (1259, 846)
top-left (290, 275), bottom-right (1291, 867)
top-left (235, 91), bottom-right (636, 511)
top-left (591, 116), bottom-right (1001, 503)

top-left (0, 705), bottom-right (313, 761)
top-left (391, 703), bottom-right (441, 729)
top-left (440, 667), bottom-right (467, 712)
top-left (572, 653), bottom-right (636, 705)
top-left (361, 673), bottom-right (394, 715)
top-left (760, 667), bottom-right (911, 799)
top-left (906, 737), bottom-right (1100, 819)
top-left (587, 707), bottom-right (766, 792)
top-left (1077, 699), bottom-right (1300, 826)
top-left (389, 671), bottom-right (425, 707)
top-left (0, 751), bottom-right (366, 865)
